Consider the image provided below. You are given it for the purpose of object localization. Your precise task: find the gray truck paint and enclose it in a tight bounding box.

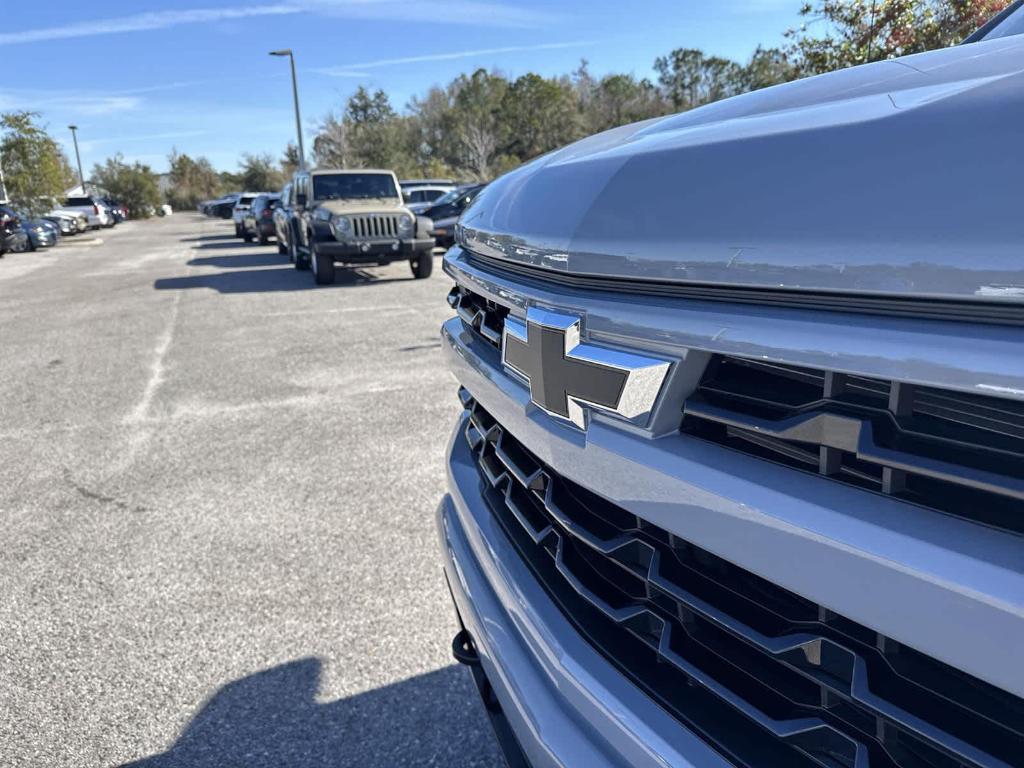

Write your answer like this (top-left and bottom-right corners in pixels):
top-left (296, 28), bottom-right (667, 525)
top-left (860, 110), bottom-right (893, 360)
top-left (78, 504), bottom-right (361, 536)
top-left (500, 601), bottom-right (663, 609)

top-left (439, 22), bottom-right (1024, 768)
top-left (459, 36), bottom-right (1024, 304)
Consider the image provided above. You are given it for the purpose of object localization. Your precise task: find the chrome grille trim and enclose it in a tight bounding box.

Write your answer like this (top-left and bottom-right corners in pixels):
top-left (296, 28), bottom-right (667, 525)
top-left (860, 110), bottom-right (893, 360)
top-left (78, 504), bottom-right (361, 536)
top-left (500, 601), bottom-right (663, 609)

top-left (459, 388), bottom-right (1024, 768)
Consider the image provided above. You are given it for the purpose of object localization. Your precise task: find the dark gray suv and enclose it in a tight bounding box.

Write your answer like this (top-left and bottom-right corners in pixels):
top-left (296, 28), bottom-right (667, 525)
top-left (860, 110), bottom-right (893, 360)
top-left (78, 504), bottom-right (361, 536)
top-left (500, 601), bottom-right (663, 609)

top-left (437, 9), bottom-right (1024, 768)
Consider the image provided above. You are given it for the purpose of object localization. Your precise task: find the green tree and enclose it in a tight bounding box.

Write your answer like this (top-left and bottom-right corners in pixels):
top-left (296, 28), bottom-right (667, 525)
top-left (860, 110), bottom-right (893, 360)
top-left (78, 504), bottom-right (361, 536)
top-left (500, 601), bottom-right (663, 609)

top-left (741, 46), bottom-right (800, 91)
top-left (312, 112), bottom-right (349, 169)
top-left (408, 86), bottom-right (460, 175)
top-left (654, 49), bottom-right (747, 111)
top-left (92, 154), bottom-right (160, 218)
top-left (0, 111), bottom-right (75, 216)
top-left (502, 73), bottom-right (581, 161)
top-left (238, 152), bottom-right (285, 191)
top-left (166, 149), bottom-right (221, 210)
top-left (585, 73), bottom-right (667, 133)
top-left (342, 87), bottom-right (416, 172)
top-left (281, 142), bottom-right (302, 178)
top-left (449, 69), bottom-right (510, 180)
top-left (787, 0), bottom-right (1012, 75)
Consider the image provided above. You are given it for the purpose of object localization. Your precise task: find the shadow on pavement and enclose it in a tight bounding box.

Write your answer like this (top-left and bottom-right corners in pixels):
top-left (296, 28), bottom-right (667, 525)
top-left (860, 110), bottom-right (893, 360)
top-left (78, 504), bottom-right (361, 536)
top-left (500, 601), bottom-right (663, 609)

top-left (154, 266), bottom-right (409, 293)
top-left (191, 241), bottom-right (255, 251)
top-left (119, 658), bottom-right (499, 768)
top-left (180, 234), bottom-right (236, 243)
top-left (188, 252), bottom-right (286, 269)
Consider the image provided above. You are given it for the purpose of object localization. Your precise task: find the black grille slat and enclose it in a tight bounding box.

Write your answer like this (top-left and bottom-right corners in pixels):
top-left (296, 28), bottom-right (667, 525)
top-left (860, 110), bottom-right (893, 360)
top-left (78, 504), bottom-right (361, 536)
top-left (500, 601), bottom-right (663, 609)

top-left (349, 214), bottom-right (401, 241)
top-left (458, 390), bottom-right (1024, 768)
top-left (447, 286), bottom-right (508, 347)
top-left (683, 356), bottom-right (1024, 536)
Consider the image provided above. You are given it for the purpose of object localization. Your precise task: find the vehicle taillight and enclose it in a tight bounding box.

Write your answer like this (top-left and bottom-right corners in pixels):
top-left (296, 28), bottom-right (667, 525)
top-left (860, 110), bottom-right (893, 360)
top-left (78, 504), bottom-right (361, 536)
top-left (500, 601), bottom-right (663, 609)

top-left (93, 204), bottom-right (100, 215)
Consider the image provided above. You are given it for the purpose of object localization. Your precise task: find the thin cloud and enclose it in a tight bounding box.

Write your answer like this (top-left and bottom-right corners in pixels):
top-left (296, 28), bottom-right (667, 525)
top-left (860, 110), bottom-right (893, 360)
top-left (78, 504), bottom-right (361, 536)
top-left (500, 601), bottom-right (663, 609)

top-left (0, 88), bottom-right (142, 116)
top-left (315, 40), bottom-right (597, 76)
top-left (0, 6), bottom-right (298, 47)
top-left (85, 130), bottom-right (212, 148)
top-left (303, 0), bottom-right (554, 27)
top-left (0, 1), bottom-right (553, 47)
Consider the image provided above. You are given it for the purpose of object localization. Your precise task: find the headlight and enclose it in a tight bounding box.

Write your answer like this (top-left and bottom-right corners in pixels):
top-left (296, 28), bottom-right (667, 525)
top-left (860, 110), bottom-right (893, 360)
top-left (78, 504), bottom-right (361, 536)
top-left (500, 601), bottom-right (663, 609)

top-left (398, 214), bottom-right (414, 237)
top-left (331, 215), bottom-right (351, 237)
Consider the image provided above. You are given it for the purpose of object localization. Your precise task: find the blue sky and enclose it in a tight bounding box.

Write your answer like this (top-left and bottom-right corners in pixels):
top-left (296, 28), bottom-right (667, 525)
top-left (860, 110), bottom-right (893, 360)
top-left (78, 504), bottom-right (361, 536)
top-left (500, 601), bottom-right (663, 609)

top-left (3, 1), bottom-right (805, 174)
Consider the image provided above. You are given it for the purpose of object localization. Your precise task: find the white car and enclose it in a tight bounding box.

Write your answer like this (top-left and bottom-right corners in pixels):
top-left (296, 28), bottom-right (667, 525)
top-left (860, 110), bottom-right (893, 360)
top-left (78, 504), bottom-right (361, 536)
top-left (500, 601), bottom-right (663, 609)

top-left (401, 184), bottom-right (454, 214)
top-left (58, 195), bottom-right (112, 229)
top-left (46, 210), bottom-right (88, 234)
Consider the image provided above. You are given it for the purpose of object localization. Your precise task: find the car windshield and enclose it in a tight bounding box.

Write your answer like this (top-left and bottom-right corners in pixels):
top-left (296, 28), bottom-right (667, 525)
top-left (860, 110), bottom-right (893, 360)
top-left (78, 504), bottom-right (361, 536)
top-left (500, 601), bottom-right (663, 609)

top-left (313, 173), bottom-right (398, 200)
top-left (430, 188), bottom-right (464, 207)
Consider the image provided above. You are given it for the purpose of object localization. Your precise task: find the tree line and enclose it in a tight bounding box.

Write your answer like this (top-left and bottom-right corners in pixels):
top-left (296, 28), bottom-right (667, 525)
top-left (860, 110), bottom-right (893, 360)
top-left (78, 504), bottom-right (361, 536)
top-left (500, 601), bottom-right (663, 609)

top-left (307, 0), bottom-right (1008, 179)
top-left (1, 1), bottom-right (1010, 216)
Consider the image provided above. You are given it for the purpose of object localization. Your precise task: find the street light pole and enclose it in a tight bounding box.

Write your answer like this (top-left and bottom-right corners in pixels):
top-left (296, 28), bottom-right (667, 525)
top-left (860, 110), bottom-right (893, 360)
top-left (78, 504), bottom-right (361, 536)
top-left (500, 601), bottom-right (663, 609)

top-left (269, 49), bottom-right (305, 169)
top-left (68, 124), bottom-right (86, 194)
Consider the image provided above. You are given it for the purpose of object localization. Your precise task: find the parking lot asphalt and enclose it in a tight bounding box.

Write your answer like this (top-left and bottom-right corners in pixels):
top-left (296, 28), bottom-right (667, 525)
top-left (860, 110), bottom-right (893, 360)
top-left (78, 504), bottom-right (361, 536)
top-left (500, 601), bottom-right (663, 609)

top-left (0, 215), bottom-right (502, 767)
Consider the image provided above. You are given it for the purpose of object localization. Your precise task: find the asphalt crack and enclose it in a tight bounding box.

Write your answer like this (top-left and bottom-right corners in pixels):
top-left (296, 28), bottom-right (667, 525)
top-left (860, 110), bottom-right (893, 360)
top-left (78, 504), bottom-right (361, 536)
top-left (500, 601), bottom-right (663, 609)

top-left (62, 467), bottom-right (148, 513)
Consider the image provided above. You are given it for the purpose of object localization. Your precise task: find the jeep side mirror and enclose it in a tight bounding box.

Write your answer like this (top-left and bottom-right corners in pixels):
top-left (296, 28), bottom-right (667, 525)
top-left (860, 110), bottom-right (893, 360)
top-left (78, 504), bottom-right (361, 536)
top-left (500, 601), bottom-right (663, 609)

top-left (296, 192), bottom-right (307, 207)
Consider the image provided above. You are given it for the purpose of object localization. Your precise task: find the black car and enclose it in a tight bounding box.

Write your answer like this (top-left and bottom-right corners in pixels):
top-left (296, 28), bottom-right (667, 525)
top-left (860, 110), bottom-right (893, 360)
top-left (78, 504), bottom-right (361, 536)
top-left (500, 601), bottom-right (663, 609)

top-left (206, 195), bottom-right (239, 219)
top-left (0, 206), bottom-right (29, 256)
top-left (421, 183), bottom-right (486, 248)
top-left (242, 194), bottom-right (281, 245)
top-left (102, 197), bottom-right (127, 222)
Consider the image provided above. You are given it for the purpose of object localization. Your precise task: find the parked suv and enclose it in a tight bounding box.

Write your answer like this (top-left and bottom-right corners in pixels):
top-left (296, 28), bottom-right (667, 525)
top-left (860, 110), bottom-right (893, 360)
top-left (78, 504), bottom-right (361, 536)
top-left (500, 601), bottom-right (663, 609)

top-left (59, 195), bottom-right (112, 229)
top-left (437, 12), bottom-right (1024, 768)
top-left (273, 183), bottom-right (292, 255)
top-left (241, 193), bottom-right (281, 245)
top-left (286, 169), bottom-right (435, 285)
top-left (232, 193), bottom-right (261, 237)
top-left (402, 184), bottom-right (454, 214)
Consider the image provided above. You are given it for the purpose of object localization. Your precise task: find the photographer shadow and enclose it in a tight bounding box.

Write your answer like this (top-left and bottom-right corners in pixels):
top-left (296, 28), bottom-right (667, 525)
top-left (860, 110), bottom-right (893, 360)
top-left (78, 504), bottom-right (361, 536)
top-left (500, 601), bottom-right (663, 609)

top-left (120, 658), bottom-right (499, 767)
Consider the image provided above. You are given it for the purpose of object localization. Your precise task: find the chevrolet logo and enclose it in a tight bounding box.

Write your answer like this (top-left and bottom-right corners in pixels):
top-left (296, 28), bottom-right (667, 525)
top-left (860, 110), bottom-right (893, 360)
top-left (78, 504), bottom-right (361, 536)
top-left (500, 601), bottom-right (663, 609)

top-left (502, 308), bottom-right (670, 429)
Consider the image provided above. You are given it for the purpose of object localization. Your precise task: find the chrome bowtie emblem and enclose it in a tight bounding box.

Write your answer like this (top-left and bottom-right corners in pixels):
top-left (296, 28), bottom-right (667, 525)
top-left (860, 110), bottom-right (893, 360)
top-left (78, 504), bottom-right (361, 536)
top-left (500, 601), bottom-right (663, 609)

top-left (502, 308), bottom-right (670, 429)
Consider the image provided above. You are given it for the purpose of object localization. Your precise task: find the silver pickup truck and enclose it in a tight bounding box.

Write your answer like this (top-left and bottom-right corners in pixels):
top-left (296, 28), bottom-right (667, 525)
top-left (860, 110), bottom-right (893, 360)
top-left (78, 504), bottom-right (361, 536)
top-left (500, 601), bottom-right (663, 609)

top-left (437, 7), bottom-right (1024, 768)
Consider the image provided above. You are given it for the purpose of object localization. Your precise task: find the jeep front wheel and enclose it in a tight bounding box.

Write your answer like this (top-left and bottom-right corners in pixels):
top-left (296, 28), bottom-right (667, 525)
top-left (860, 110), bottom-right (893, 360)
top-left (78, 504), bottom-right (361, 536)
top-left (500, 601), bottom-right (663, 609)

top-left (410, 251), bottom-right (433, 279)
top-left (311, 245), bottom-right (335, 285)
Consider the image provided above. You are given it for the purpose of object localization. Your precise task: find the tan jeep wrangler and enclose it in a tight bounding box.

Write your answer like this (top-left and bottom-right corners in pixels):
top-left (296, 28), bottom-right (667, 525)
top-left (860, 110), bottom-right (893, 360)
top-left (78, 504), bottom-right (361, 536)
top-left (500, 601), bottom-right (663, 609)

top-left (286, 168), bottom-right (436, 285)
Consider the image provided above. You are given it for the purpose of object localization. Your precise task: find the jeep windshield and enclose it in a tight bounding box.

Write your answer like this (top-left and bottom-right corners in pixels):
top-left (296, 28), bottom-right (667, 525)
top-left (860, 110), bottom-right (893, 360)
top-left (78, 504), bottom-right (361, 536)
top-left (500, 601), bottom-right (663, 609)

top-left (313, 173), bottom-right (398, 201)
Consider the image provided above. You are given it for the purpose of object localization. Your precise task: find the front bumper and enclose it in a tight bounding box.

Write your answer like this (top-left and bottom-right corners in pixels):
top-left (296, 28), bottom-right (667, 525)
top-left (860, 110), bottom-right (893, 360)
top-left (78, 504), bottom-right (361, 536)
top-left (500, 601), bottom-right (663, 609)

top-left (439, 244), bottom-right (1024, 766)
top-left (439, 423), bottom-right (731, 768)
top-left (29, 231), bottom-right (56, 247)
top-left (316, 237), bottom-right (434, 262)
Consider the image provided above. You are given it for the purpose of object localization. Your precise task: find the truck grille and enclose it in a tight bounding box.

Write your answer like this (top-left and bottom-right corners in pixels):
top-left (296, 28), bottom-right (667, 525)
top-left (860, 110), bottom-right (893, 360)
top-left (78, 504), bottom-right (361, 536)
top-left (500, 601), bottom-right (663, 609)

top-left (449, 283), bottom-right (1024, 536)
top-left (351, 213), bottom-right (402, 240)
top-left (447, 286), bottom-right (507, 346)
top-left (459, 389), bottom-right (1023, 768)
top-left (682, 356), bottom-right (1024, 537)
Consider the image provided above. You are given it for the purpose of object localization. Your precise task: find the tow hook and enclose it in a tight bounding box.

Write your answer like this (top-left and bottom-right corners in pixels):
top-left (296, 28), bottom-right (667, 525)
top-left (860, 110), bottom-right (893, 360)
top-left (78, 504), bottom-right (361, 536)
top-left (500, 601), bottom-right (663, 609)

top-left (452, 628), bottom-right (501, 713)
top-left (451, 628), bottom-right (480, 666)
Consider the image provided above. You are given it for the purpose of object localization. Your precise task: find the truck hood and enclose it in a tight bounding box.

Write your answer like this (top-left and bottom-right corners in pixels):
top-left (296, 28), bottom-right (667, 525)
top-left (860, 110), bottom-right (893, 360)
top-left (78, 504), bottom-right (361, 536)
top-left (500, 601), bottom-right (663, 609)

top-left (317, 199), bottom-right (408, 216)
top-left (459, 36), bottom-right (1024, 306)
